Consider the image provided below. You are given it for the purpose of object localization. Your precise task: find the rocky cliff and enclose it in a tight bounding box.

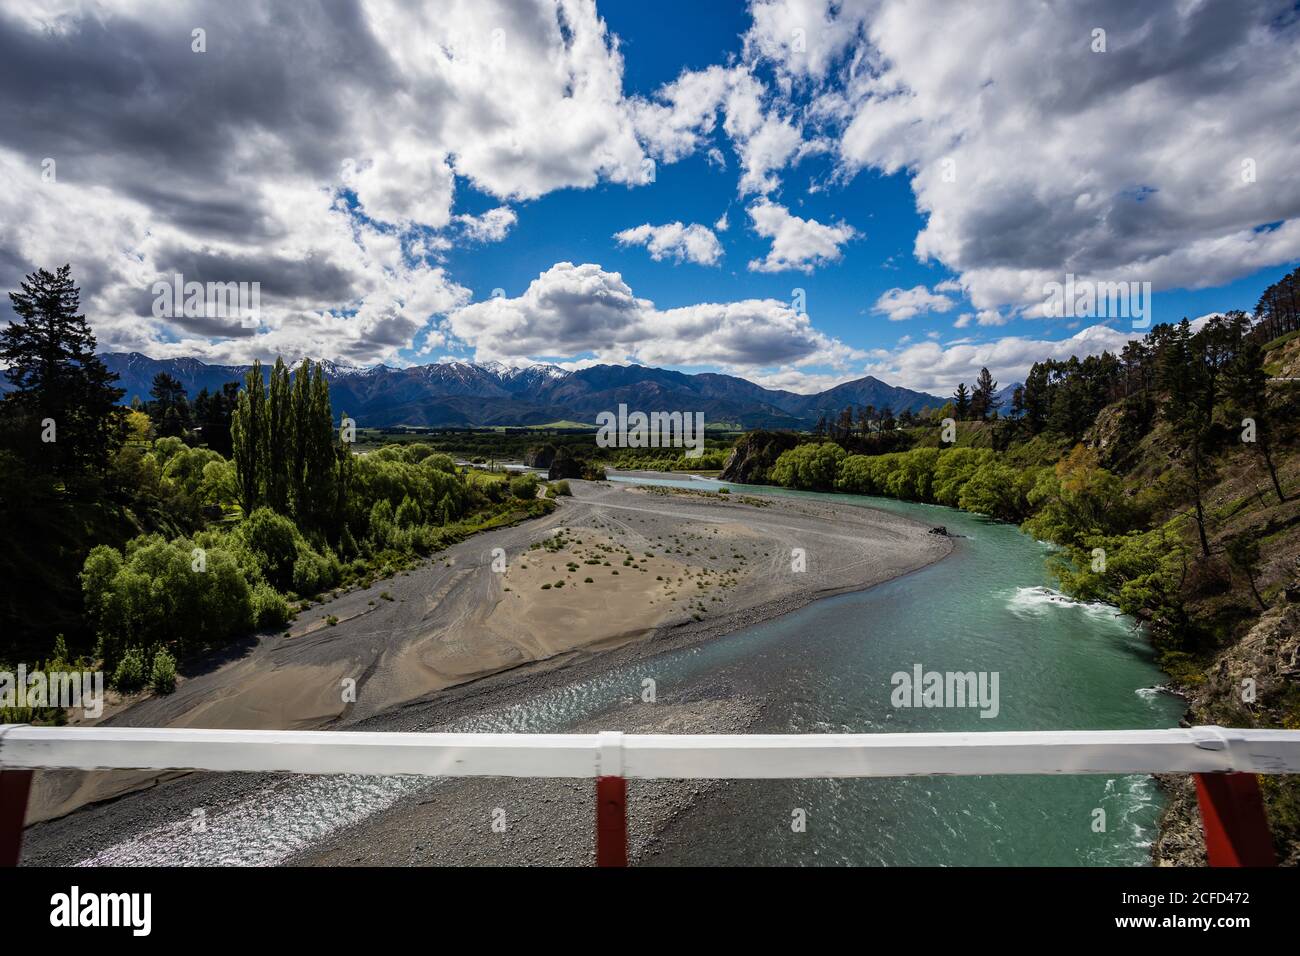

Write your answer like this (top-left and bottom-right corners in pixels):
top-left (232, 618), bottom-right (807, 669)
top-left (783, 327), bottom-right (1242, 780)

top-left (718, 430), bottom-right (802, 484)
top-left (1153, 600), bottom-right (1300, 866)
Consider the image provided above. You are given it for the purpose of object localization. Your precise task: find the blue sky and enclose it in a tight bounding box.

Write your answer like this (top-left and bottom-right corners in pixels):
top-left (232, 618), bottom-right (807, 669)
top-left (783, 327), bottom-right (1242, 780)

top-left (2, 0), bottom-right (1297, 394)
top-left (422, 0), bottom-right (1299, 393)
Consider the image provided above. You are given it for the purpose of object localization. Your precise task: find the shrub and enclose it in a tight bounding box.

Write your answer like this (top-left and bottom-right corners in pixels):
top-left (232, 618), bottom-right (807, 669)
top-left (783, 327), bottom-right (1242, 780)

top-left (251, 581), bottom-right (290, 629)
top-left (292, 547), bottom-right (338, 596)
top-left (83, 535), bottom-right (254, 670)
top-left (546, 480), bottom-right (572, 497)
top-left (239, 507), bottom-right (300, 591)
top-left (395, 495), bottom-right (422, 528)
top-left (770, 442), bottom-right (846, 490)
top-left (509, 474), bottom-right (540, 499)
top-left (150, 648), bottom-right (177, 694)
top-left (112, 646), bottom-right (147, 692)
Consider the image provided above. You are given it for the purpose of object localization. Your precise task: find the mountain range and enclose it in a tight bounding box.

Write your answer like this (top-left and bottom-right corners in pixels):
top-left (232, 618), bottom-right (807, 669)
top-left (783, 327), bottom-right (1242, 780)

top-left (13, 353), bottom-right (960, 428)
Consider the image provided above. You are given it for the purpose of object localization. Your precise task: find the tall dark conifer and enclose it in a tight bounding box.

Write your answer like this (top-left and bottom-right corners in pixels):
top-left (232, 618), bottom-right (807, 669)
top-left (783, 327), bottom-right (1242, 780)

top-left (1, 265), bottom-right (124, 475)
top-left (952, 383), bottom-right (970, 420)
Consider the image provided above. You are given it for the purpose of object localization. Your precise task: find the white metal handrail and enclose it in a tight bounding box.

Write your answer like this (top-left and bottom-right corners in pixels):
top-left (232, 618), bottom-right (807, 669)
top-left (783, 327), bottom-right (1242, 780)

top-left (4, 724), bottom-right (1300, 778)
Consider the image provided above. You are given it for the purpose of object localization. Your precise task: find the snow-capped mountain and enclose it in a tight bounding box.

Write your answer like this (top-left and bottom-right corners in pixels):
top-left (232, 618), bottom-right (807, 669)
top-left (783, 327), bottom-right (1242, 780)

top-left (87, 352), bottom-right (944, 428)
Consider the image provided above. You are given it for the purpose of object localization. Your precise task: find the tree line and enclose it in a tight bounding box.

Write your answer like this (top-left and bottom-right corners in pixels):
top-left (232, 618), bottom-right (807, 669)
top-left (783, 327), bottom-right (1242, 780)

top-left (0, 265), bottom-right (554, 681)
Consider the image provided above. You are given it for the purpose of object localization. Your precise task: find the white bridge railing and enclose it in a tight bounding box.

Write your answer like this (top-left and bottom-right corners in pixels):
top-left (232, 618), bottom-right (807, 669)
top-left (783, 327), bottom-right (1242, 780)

top-left (4, 724), bottom-right (1300, 866)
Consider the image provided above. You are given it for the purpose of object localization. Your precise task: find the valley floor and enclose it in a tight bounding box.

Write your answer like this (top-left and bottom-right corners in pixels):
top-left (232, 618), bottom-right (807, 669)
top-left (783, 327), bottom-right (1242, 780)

top-left (20, 474), bottom-right (950, 865)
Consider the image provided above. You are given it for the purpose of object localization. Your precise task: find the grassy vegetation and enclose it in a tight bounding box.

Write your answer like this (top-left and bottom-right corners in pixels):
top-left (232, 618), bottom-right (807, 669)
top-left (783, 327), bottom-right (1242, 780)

top-left (355, 425), bottom-right (741, 469)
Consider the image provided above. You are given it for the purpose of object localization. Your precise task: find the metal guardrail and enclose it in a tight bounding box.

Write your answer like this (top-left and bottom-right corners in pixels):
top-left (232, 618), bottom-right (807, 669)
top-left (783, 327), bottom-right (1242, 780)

top-left (3, 724), bottom-right (1298, 867)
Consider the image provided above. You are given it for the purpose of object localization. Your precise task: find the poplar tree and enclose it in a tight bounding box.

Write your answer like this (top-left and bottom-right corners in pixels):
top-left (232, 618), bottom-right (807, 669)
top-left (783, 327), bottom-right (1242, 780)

top-left (304, 364), bottom-right (337, 530)
top-left (265, 357), bottom-right (292, 514)
top-left (289, 358), bottom-right (314, 519)
top-left (231, 359), bottom-right (266, 515)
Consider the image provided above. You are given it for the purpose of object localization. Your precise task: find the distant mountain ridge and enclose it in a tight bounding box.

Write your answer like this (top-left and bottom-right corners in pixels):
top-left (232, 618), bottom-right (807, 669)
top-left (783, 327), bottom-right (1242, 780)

top-left (61, 353), bottom-right (946, 428)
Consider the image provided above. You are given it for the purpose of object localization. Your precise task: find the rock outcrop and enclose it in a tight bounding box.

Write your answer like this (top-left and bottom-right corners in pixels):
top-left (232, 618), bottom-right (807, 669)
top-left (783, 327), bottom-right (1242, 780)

top-left (547, 448), bottom-right (605, 481)
top-left (1153, 601), bottom-right (1300, 866)
top-left (524, 443), bottom-right (557, 469)
top-left (718, 430), bottom-right (802, 484)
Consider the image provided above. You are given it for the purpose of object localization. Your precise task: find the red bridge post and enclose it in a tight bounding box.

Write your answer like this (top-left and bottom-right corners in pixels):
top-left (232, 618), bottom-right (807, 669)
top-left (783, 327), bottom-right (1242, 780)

top-left (1194, 772), bottom-right (1277, 867)
top-left (0, 768), bottom-right (33, 867)
top-left (596, 775), bottom-right (627, 867)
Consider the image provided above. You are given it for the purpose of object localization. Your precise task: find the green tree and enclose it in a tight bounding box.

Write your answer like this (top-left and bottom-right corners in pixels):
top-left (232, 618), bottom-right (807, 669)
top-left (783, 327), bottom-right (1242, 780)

top-left (1160, 320), bottom-right (1214, 556)
top-left (303, 367), bottom-right (338, 532)
top-left (230, 360), bottom-right (266, 515)
top-left (770, 442), bottom-right (846, 490)
top-left (1225, 328), bottom-right (1285, 503)
top-left (952, 383), bottom-right (971, 420)
top-left (265, 357), bottom-right (292, 514)
top-left (1225, 532), bottom-right (1268, 611)
top-left (1, 265), bottom-right (124, 474)
top-left (147, 372), bottom-right (192, 438)
top-left (970, 367), bottom-right (1000, 421)
top-left (289, 359), bottom-right (315, 519)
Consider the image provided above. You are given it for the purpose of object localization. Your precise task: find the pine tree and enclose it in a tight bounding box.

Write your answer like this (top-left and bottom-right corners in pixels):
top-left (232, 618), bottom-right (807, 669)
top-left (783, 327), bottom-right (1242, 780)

top-left (148, 372), bottom-right (191, 438)
top-left (1160, 320), bottom-right (1214, 556)
top-left (193, 381), bottom-right (239, 456)
top-left (1, 265), bottom-right (124, 475)
top-left (971, 367), bottom-right (999, 420)
top-left (1021, 363), bottom-right (1050, 434)
top-left (952, 383), bottom-right (970, 420)
top-left (1226, 329), bottom-right (1285, 503)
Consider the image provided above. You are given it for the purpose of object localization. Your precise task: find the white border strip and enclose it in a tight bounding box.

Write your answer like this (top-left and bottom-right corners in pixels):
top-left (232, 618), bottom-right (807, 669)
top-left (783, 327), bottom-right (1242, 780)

top-left (4, 725), bottom-right (1300, 779)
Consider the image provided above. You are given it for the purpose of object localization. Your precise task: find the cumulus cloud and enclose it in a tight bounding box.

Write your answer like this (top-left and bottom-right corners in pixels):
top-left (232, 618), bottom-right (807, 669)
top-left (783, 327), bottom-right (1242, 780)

top-left (746, 199), bottom-right (858, 273)
top-left (865, 324), bottom-right (1142, 392)
top-left (613, 221), bottom-right (723, 265)
top-left (770, 0), bottom-right (1300, 315)
top-left (872, 284), bottom-right (956, 321)
top-left (0, 0), bottom-right (655, 365)
top-left (445, 261), bottom-right (854, 372)
top-left (633, 63), bottom-right (807, 196)
top-left (456, 206), bottom-right (518, 243)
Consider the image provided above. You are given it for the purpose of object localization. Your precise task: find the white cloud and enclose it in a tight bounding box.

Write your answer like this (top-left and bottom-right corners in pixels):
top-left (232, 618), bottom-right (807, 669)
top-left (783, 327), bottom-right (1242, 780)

top-left (445, 261), bottom-right (854, 373)
top-left (0, 0), bottom-right (657, 365)
top-left (456, 206), bottom-right (517, 243)
top-left (746, 199), bottom-right (858, 273)
top-left (613, 221), bottom-right (723, 266)
top-left (747, 0), bottom-right (1300, 315)
top-left (866, 324), bottom-right (1141, 392)
top-left (872, 284), bottom-right (956, 321)
top-left (633, 63), bottom-right (808, 196)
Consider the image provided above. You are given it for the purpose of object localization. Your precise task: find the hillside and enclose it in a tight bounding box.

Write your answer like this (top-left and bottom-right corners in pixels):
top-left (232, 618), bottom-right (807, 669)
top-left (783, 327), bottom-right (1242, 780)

top-left (719, 309), bottom-right (1300, 864)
